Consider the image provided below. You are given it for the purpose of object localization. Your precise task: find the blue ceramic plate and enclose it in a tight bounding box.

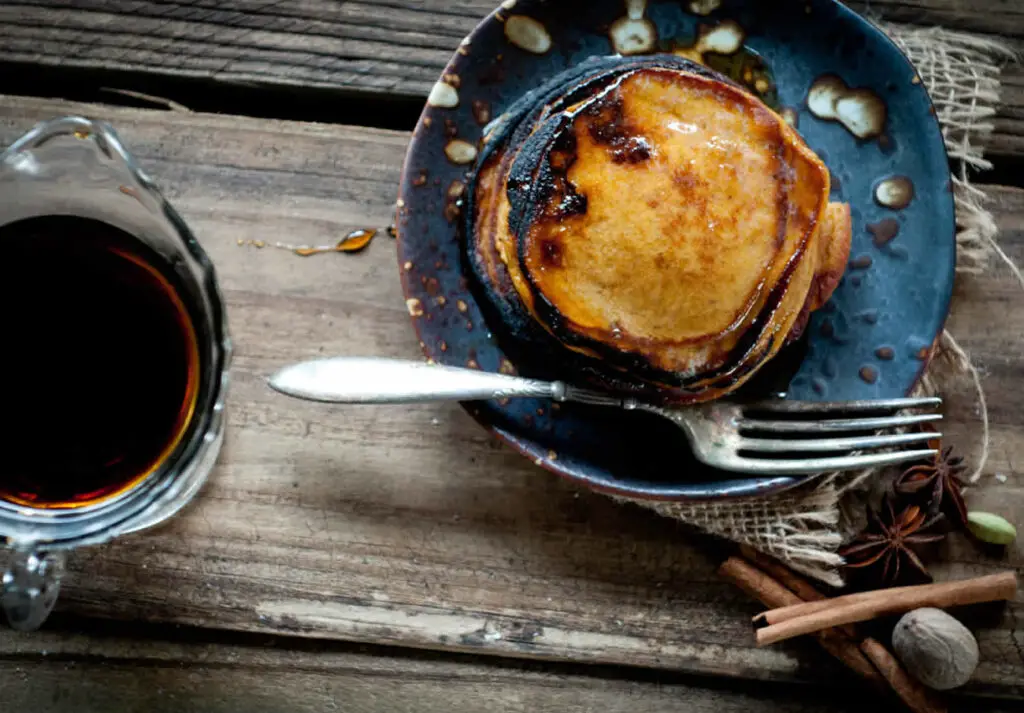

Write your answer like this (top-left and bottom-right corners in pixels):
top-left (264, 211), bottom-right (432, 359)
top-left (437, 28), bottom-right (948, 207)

top-left (395, 0), bottom-right (955, 501)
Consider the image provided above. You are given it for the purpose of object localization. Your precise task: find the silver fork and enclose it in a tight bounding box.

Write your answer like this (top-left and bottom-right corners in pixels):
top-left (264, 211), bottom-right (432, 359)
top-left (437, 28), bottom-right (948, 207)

top-left (269, 357), bottom-right (941, 475)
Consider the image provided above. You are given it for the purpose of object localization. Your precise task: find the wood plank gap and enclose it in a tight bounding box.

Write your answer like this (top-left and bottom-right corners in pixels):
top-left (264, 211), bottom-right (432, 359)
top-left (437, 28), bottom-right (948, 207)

top-left (0, 60), bottom-right (426, 130)
top-left (2, 611), bottom-right (835, 690)
top-left (16, 619), bottom-right (1016, 713)
top-left (4, 57), bottom-right (1024, 187)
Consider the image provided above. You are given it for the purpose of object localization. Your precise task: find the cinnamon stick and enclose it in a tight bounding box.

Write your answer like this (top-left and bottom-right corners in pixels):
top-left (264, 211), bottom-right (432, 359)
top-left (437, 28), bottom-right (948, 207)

top-left (720, 556), bottom-right (804, 608)
top-left (861, 637), bottom-right (947, 713)
top-left (722, 556), bottom-right (948, 712)
top-left (756, 571), bottom-right (1017, 646)
top-left (719, 557), bottom-right (884, 684)
top-left (738, 545), bottom-right (857, 638)
top-left (739, 545), bottom-right (831, 602)
top-left (757, 571), bottom-right (1017, 626)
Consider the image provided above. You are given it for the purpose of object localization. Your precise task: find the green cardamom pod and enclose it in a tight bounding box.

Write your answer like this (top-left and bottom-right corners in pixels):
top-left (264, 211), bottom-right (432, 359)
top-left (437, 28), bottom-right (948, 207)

top-left (967, 512), bottom-right (1017, 545)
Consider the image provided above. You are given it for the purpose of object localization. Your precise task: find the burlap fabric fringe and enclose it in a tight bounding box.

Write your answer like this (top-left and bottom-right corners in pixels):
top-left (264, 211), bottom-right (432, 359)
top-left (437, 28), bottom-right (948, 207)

top-left (614, 23), bottom-right (1018, 587)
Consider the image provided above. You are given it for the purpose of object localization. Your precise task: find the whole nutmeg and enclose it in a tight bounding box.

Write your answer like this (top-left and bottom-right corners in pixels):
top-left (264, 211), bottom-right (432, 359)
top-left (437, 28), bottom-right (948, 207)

top-left (892, 608), bottom-right (979, 690)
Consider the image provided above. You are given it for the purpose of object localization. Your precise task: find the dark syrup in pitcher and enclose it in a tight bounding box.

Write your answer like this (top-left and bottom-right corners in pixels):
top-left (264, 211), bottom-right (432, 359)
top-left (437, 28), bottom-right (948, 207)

top-left (0, 216), bottom-right (200, 508)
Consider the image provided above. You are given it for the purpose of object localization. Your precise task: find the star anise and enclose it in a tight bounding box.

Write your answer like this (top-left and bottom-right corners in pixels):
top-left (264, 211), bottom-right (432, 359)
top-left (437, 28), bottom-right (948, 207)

top-left (839, 500), bottom-right (945, 588)
top-left (895, 444), bottom-right (968, 530)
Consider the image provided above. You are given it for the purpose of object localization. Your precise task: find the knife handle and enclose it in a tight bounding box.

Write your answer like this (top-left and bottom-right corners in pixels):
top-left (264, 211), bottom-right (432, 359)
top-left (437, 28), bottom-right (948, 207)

top-left (270, 357), bottom-right (563, 404)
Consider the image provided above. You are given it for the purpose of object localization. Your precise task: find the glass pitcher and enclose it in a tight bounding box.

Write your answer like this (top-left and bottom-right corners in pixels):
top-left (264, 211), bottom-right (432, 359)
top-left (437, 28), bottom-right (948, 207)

top-left (0, 116), bottom-right (231, 630)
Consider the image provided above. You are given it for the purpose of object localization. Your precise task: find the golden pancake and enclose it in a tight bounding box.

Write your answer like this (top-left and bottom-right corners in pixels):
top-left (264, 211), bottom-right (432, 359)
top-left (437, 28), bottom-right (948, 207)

top-left (466, 56), bottom-right (851, 402)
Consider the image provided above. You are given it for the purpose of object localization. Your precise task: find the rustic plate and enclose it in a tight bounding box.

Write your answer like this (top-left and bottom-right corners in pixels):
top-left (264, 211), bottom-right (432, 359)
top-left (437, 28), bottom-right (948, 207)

top-left (395, 0), bottom-right (955, 500)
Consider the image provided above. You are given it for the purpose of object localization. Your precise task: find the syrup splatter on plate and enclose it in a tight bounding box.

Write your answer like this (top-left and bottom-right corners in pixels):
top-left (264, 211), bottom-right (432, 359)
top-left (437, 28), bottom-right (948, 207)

top-left (395, 0), bottom-right (955, 501)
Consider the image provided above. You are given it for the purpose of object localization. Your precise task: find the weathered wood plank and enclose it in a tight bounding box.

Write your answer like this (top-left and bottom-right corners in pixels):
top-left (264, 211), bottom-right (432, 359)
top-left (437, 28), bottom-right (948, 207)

top-left (4, 626), bottom-right (1017, 713)
top-left (0, 1), bottom-right (1022, 156)
top-left (0, 96), bottom-right (1020, 697)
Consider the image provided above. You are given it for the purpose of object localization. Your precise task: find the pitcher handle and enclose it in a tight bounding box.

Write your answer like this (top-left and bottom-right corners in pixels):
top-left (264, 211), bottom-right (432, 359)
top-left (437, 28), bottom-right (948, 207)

top-left (2, 549), bottom-right (65, 631)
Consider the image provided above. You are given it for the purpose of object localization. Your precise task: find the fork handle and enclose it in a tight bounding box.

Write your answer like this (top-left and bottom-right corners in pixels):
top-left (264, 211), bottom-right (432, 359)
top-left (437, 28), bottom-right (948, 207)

top-left (270, 356), bottom-right (566, 404)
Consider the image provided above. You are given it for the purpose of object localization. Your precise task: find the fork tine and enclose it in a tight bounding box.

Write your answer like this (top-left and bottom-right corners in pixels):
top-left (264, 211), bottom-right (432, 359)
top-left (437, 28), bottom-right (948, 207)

top-left (739, 431), bottom-right (940, 454)
top-left (744, 396), bottom-right (941, 413)
top-left (738, 413), bottom-right (942, 433)
top-left (723, 449), bottom-right (938, 475)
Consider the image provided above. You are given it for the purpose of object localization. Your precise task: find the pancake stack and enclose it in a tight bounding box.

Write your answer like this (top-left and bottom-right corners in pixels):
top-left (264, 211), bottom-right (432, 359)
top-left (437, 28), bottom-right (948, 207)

top-left (466, 55), bottom-right (851, 403)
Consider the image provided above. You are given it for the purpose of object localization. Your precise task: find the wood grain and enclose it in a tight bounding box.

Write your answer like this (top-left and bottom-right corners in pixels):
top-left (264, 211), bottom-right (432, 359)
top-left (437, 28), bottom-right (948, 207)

top-left (0, 96), bottom-right (1020, 698)
top-left (0, 1), bottom-right (1022, 156)
top-left (2, 627), bottom-right (1015, 713)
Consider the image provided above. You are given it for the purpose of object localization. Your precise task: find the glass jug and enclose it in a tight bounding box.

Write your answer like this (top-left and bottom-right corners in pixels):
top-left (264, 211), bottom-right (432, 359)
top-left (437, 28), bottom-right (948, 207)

top-left (0, 116), bottom-right (231, 630)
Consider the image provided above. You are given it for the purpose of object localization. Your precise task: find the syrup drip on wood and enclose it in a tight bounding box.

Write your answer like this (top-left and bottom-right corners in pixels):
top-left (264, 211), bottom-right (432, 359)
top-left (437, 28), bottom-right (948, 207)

top-left (238, 229), bottom-right (378, 256)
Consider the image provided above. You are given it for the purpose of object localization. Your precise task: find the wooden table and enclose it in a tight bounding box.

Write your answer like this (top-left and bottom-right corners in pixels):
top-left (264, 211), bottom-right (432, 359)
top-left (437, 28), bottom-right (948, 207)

top-left (1, 2), bottom-right (1022, 711)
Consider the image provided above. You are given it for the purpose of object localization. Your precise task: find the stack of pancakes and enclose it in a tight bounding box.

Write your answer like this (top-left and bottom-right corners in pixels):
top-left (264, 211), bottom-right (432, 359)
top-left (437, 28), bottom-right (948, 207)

top-left (466, 56), bottom-right (851, 403)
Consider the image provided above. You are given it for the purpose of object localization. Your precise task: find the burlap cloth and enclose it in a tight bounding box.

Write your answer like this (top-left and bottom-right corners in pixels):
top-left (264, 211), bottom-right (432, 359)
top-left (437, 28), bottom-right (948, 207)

top-left (615, 23), bottom-right (1019, 587)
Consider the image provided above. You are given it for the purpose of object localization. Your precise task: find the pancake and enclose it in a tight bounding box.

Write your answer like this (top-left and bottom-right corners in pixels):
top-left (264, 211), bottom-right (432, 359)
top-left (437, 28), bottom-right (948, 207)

top-left (466, 56), bottom-right (851, 403)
